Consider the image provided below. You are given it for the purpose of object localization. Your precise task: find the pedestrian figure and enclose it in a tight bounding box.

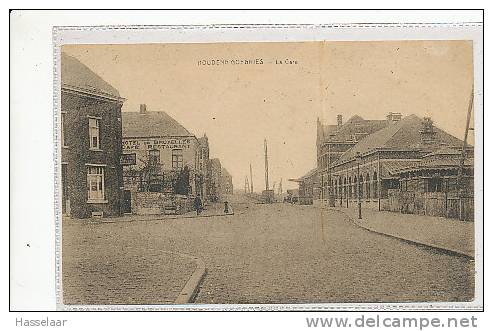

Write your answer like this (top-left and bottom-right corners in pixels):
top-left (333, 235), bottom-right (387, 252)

top-left (224, 201), bottom-right (229, 214)
top-left (194, 195), bottom-right (203, 216)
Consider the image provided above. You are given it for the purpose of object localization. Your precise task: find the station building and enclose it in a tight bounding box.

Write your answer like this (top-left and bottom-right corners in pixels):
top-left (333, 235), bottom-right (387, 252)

top-left (296, 113), bottom-right (474, 220)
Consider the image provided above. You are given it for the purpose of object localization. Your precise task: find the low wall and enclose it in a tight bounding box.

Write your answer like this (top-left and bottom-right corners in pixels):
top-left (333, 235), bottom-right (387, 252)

top-left (133, 192), bottom-right (193, 215)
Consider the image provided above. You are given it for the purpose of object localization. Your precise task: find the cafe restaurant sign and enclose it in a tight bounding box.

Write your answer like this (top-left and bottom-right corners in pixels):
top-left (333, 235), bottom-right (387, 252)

top-left (123, 138), bottom-right (193, 151)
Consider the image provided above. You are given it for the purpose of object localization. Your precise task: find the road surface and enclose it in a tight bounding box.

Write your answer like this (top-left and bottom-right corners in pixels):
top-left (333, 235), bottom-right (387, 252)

top-left (62, 196), bottom-right (474, 305)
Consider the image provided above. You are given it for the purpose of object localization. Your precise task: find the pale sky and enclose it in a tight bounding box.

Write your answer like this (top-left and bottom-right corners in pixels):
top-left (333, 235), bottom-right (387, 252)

top-left (63, 41), bottom-right (473, 192)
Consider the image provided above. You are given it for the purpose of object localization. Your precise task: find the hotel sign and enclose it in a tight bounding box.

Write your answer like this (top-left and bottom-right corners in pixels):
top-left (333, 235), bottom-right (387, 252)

top-left (122, 138), bottom-right (193, 151)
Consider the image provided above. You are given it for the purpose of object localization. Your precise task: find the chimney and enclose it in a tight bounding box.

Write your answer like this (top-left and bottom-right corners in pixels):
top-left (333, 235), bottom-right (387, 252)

top-left (139, 104), bottom-right (147, 114)
top-left (420, 117), bottom-right (436, 144)
top-left (386, 112), bottom-right (402, 122)
top-left (337, 114), bottom-right (343, 126)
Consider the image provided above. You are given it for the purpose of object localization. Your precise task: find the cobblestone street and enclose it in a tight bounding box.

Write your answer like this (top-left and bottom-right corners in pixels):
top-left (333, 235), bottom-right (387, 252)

top-left (62, 198), bottom-right (474, 305)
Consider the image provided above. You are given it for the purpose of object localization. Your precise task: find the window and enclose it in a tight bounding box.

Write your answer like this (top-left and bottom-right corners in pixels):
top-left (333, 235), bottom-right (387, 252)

top-left (373, 171), bottom-right (378, 199)
top-left (89, 118), bottom-right (100, 150)
top-left (148, 149), bottom-right (160, 166)
top-left (87, 166), bottom-right (105, 201)
top-left (172, 149), bottom-right (183, 169)
top-left (61, 112), bottom-right (68, 147)
top-left (427, 177), bottom-right (443, 192)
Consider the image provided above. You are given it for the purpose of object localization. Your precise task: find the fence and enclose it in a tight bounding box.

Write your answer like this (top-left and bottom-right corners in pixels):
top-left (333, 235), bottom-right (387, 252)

top-left (386, 189), bottom-right (474, 221)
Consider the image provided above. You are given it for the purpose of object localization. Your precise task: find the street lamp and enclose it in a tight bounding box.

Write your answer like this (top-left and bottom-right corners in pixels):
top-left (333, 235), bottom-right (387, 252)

top-left (356, 151), bottom-right (362, 219)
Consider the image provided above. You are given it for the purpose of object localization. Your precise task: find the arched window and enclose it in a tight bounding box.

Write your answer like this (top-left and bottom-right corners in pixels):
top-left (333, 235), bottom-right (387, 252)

top-left (354, 176), bottom-right (358, 199)
top-left (373, 171), bottom-right (378, 199)
top-left (365, 173), bottom-right (371, 199)
top-left (359, 174), bottom-right (364, 199)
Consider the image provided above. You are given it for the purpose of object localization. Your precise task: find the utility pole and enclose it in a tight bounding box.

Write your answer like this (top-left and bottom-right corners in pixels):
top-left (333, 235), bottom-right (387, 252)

top-left (458, 87), bottom-right (474, 221)
top-left (250, 163), bottom-right (253, 194)
top-left (278, 178), bottom-right (283, 196)
top-left (244, 176), bottom-right (249, 194)
top-left (264, 138), bottom-right (269, 191)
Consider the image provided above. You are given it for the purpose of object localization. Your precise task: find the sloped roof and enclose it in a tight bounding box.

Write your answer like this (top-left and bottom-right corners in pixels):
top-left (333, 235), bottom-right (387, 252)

top-left (122, 111), bottom-right (193, 138)
top-left (61, 52), bottom-right (120, 98)
top-left (221, 168), bottom-right (232, 178)
top-left (289, 168), bottom-right (318, 182)
top-left (381, 160), bottom-right (421, 177)
top-left (335, 115), bottom-right (464, 164)
top-left (393, 158), bottom-right (473, 175)
top-left (320, 115), bottom-right (388, 143)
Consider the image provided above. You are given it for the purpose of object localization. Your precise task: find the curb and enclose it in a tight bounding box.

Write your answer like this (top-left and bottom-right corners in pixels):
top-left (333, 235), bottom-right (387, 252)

top-left (95, 212), bottom-right (234, 224)
top-left (332, 209), bottom-right (475, 260)
top-left (173, 253), bottom-right (207, 304)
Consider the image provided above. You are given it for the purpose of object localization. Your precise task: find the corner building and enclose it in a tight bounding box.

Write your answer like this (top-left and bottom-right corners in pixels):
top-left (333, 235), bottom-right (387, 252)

top-left (60, 53), bottom-right (125, 218)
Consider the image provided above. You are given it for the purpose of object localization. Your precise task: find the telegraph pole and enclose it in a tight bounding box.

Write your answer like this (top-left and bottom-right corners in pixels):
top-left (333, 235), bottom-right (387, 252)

top-left (264, 138), bottom-right (269, 191)
top-left (458, 87), bottom-right (474, 220)
top-left (244, 176), bottom-right (249, 194)
top-left (250, 163), bottom-right (254, 194)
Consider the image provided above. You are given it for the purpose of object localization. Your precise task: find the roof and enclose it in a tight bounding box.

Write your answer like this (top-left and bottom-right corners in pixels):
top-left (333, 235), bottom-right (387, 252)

top-left (61, 52), bottom-right (120, 98)
top-left (221, 168), bottom-right (232, 178)
top-left (393, 158), bottom-right (474, 175)
top-left (335, 115), bottom-right (464, 165)
top-left (381, 160), bottom-right (421, 177)
top-left (319, 115), bottom-right (388, 144)
top-left (122, 111), bottom-right (193, 138)
top-left (289, 168), bottom-right (318, 182)
top-left (198, 135), bottom-right (209, 147)
top-left (331, 118), bottom-right (388, 142)
top-left (210, 158), bottom-right (222, 168)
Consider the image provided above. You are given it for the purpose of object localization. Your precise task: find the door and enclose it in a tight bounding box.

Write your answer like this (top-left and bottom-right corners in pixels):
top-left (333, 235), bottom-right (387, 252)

top-left (122, 190), bottom-right (132, 214)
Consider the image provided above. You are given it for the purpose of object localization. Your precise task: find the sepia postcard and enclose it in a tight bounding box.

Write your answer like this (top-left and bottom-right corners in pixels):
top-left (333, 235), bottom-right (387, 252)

top-left (53, 23), bottom-right (483, 311)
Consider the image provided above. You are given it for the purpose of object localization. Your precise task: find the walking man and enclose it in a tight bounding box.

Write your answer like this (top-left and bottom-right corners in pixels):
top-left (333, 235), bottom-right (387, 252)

top-left (194, 195), bottom-right (203, 216)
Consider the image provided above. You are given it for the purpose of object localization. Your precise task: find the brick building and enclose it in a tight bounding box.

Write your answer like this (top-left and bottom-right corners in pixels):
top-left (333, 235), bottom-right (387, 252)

top-left (60, 53), bottom-right (125, 218)
top-left (316, 114), bottom-right (394, 204)
top-left (208, 158), bottom-right (222, 202)
top-left (328, 115), bottom-right (473, 219)
top-left (296, 113), bottom-right (473, 220)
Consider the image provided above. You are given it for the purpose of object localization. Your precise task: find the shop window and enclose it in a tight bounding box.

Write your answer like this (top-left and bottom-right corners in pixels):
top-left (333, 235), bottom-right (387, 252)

top-left (89, 117), bottom-right (100, 150)
top-left (172, 149), bottom-right (184, 169)
top-left (87, 166), bottom-right (105, 202)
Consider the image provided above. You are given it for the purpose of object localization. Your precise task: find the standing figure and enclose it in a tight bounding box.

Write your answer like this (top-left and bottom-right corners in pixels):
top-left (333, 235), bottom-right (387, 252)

top-left (194, 195), bottom-right (203, 215)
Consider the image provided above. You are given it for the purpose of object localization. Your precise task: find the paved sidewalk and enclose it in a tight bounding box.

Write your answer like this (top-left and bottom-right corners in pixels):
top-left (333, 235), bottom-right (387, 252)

top-left (65, 202), bottom-right (233, 224)
top-left (332, 207), bottom-right (475, 259)
top-left (62, 222), bottom-right (198, 305)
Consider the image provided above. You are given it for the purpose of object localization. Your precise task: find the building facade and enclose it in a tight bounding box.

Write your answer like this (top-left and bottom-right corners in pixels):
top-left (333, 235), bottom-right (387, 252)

top-left (220, 167), bottom-right (234, 195)
top-left (208, 158), bottom-right (222, 202)
top-left (297, 113), bottom-right (473, 220)
top-left (61, 53), bottom-right (125, 218)
top-left (327, 115), bottom-right (473, 219)
top-left (121, 105), bottom-right (208, 208)
top-left (316, 114), bottom-right (394, 204)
